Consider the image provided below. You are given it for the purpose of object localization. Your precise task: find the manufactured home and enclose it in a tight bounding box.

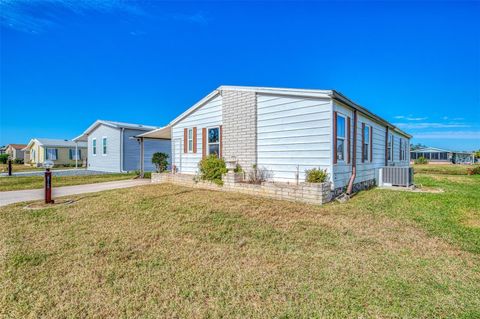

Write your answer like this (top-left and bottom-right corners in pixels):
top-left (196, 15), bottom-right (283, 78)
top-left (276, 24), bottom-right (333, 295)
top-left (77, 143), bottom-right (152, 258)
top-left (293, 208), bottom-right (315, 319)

top-left (144, 86), bottom-right (411, 193)
top-left (74, 120), bottom-right (171, 173)
top-left (410, 147), bottom-right (474, 164)
top-left (23, 138), bottom-right (87, 167)
top-left (5, 144), bottom-right (28, 162)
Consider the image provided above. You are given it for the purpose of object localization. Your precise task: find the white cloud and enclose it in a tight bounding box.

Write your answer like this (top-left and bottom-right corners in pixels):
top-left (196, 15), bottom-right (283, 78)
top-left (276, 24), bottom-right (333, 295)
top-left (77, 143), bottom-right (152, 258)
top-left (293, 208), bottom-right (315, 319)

top-left (395, 122), bottom-right (470, 129)
top-left (0, 0), bottom-right (144, 32)
top-left (393, 115), bottom-right (427, 121)
top-left (413, 130), bottom-right (480, 139)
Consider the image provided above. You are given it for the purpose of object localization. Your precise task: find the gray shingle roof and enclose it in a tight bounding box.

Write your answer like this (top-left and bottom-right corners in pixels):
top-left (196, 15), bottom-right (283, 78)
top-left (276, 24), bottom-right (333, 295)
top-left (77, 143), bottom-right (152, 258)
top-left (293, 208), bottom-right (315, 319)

top-left (36, 138), bottom-right (87, 148)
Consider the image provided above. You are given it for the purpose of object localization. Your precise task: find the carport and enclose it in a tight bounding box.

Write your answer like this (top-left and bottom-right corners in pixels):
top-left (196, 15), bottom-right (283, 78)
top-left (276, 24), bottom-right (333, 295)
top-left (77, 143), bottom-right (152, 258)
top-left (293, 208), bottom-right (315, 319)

top-left (135, 126), bottom-right (171, 177)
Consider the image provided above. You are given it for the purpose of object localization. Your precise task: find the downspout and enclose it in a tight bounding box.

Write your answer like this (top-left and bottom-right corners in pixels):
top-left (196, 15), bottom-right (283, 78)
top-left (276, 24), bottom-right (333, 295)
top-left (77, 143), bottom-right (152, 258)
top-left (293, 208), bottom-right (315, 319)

top-left (75, 142), bottom-right (78, 168)
top-left (346, 109), bottom-right (357, 195)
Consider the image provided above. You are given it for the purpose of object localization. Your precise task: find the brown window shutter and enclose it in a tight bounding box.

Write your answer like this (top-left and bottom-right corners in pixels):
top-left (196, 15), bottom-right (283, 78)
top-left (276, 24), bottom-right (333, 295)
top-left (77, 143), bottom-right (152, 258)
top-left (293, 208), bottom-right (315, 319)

top-left (333, 112), bottom-right (338, 164)
top-left (193, 127), bottom-right (197, 153)
top-left (347, 116), bottom-right (351, 164)
top-left (399, 138), bottom-right (402, 160)
top-left (385, 127), bottom-right (389, 166)
top-left (219, 125), bottom-right (223, 158)
top-left (361, 122), bottom-right (365, 163)
top-left (370, 126), bottom-right (373, 162)
top-left (202, 128), bottom-right (207, 159)
top-left (184, 128), bottom-right (188, 153)
top-left (392, 136), bottom-right (394, 161)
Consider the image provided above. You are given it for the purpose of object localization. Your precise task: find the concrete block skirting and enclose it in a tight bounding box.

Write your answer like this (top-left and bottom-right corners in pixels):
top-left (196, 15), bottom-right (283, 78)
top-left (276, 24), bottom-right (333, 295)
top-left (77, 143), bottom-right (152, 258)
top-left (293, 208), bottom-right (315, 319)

top-left (152, 172), bottom-right (332, 205)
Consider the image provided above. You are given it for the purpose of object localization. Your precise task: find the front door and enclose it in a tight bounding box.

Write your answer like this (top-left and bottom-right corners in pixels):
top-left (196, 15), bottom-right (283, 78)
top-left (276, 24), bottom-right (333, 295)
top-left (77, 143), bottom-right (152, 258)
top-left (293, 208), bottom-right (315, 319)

top-left (173, 139), bottom-right (182, 173)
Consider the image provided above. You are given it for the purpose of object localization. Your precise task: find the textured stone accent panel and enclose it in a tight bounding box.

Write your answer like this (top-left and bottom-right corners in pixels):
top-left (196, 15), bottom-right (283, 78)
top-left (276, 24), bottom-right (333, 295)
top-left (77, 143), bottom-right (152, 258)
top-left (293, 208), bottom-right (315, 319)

top-left (221, 90), bottom-right (257, 171)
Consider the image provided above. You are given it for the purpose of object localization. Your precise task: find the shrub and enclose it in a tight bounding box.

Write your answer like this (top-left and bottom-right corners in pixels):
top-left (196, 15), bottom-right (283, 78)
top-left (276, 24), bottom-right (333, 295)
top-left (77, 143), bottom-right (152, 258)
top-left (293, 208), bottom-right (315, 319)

top-left (234, 163), bottom-right (243, 173)
top-left (467, 166), bottom-right (480, 175)
top-left (414, 156), bottom-right (429, 164)
top-left (152, 152), bottom-right (169, 173)
top-left (14, 158), bottom-right (24, 164)
top-left (247, 164), bottom-right (271, 184)
top-left (305, 168), bottom-right (329, 183)
top-left (198, 155), bottom-right (227, 185)
top-left (0, 154), bottom-right (8, 164)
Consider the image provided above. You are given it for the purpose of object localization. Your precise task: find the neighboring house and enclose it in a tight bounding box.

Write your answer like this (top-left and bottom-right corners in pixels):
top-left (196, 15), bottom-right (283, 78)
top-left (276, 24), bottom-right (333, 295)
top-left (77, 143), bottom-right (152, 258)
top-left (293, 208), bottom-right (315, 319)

top-left (411, 147), bottom-right (474, 164)
top-left (159, 85), bottom-right (411, 192)
top-left (73, 120), bottom-right (171, 173)
top-left (23, 138), bottom-right (87, 167)
top-left (5, 144), bottom-right (28, 162)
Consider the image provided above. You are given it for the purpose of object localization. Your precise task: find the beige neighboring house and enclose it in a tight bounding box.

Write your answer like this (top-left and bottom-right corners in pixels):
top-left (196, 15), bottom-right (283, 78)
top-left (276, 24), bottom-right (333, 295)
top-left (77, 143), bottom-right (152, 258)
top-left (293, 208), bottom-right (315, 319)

top-left (23, 138), bottom-right (87, 167)
top-left (5, 144), bottom-right (28, 162)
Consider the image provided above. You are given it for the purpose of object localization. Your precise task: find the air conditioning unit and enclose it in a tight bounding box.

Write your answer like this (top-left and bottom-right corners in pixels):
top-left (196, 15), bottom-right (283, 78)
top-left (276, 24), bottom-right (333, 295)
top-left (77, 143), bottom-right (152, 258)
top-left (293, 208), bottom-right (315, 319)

top-left (379, 166), bottom-right (414, 187)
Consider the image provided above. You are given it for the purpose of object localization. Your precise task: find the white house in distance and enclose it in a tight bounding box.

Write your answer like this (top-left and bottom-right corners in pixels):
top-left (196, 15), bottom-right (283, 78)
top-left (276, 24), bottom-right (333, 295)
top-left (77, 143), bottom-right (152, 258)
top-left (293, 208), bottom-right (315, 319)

top-left (74, 120), bottom-right (171, 173)
top-left (142, 86), bottom-right (411, 193)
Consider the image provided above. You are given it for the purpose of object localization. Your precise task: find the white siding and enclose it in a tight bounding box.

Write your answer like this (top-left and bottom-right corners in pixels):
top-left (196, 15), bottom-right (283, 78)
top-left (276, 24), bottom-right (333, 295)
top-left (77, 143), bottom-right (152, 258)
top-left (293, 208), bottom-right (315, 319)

top-left (333, 101), bottom-right (410, 189)
top-left (257, 94), bottom-right (332, 183)
top-left (171, 95), bottom-right (223, 174)
top-left (87, 124), bottom-right (121, 172)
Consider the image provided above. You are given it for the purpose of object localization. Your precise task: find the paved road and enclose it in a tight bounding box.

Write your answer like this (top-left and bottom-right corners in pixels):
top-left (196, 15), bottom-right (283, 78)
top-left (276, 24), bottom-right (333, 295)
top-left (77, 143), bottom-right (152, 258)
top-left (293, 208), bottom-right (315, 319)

top-left (0, 179), bottom-right (151, 207)
top-left (0, 169), bottom-right (111, 177)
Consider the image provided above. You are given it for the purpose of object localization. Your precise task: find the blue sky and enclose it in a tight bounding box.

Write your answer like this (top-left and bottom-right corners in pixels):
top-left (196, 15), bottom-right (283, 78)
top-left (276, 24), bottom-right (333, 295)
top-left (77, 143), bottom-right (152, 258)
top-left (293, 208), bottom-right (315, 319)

top-left (1, 0), bottom-right (479, 150)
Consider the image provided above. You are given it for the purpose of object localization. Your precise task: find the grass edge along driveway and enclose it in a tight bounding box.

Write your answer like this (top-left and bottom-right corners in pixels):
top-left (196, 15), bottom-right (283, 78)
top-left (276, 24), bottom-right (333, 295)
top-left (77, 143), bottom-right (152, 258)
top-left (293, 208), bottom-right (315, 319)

top-left (0, 173), bottom-right (137, 191)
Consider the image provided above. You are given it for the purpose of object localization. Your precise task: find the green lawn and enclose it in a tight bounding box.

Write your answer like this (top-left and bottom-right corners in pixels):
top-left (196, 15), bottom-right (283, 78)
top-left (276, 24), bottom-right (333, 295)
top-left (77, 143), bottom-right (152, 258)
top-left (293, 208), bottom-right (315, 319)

top-left (0, 173), bottom-right (137, 191)
top-left (1, 172), bottom-right (479, 318)
top-left (0, 163), bottom-right (43, 173)
top-left (413, 163), bottom-right (479, 175)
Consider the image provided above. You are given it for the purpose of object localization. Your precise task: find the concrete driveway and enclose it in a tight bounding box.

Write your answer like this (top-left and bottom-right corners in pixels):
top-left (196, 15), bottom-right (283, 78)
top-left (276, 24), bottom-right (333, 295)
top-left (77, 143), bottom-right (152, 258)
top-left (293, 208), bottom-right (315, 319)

top-left (0, 179), bottom-right (151, 207)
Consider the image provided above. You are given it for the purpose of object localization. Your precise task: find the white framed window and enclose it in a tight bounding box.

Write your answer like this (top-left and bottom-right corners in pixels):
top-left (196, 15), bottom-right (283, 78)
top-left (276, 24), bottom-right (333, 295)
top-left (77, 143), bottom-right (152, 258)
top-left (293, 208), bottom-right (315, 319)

top-left (336, 114), bottom-right (346, 162)
top-left (188, 128), bottom-right (193, 153)
top-left (70, 149), bottom-right (81, 160)
top-left (388, 133), bottom-right (393, 161)
top-left (46, 148), bottom-right (58, 161)
top-left (102, 137), bottom-right (107, 155)
top-left (207, 127), bottom-right (220, 156)
top-left (92, 138), bottom-right (97, 156)
top-left (363, 124), bottom-right (370, 161)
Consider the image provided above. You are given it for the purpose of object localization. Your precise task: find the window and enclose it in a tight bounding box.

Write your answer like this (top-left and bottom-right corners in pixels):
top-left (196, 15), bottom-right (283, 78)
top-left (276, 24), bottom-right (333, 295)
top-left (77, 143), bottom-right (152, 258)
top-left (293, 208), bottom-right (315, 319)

top-left (70, 149), bottom-right (81, 160)
top-left (92, 138), bottom-right (97, 155)
top-left (363, 125), bottom-right (370, 161)
top-left (188, 128), bottom-right (193, 152)
top-left (388, 134), bottom-right (393, 161)
top-left (102, 137), bottom-right (107, 155)
top-left (336, 115), bottom-right (346, 161)
top-left (46, 148), bottom-right (57, 161)
top-left (207, 127), bottom-right (220, 156)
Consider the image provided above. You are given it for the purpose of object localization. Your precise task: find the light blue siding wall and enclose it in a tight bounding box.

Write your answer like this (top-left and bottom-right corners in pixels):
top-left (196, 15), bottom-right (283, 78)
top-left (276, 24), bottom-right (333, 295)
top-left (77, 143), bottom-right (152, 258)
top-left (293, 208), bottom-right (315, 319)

top-left (171, 95), bottom-right (223, 174)
top-left (87, 125), bottom-right (121, 172)
top-left (122, 129), bottom-right (171, 172)
top-left (332, 101), bottom-right (410, 189)
top-left (256, 94), bottom-right (333, 183)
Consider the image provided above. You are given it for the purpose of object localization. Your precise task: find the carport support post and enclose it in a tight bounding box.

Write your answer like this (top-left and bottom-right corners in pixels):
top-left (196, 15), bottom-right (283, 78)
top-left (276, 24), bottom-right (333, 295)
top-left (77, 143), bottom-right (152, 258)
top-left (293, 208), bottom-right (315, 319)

top-left (140, 137), bottom-right (144, 178)
top-left (75, 142), bottom-right (78, 168)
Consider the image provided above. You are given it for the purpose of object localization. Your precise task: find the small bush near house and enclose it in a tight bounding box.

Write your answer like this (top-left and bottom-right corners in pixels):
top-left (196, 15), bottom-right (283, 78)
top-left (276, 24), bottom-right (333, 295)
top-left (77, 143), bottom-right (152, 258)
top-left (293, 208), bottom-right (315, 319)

top-left (234, 164), bottom-right (243, 173)
top-left (247, 164), bottom-right (271, 184)
top-left (0, 154), bottom-right (8, 164)
top-left (467, 166), bottom-right (480, 175)
top-left (414, 156), bottom-right (428, 164)
top-left (14, 159), bottom-right (24, 164)
top-left (152, 152), bottom-right (169, 173)
top-left (305, 168), bottom-right (329, 183)
top-left (198, 155), bottom-right (227, 185)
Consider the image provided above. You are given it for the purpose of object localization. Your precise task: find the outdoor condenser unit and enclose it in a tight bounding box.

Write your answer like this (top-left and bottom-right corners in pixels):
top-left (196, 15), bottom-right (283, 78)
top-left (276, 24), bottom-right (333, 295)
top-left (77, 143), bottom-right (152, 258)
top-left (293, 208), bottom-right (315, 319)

top-left (379, 166), bottom-right (414, 187)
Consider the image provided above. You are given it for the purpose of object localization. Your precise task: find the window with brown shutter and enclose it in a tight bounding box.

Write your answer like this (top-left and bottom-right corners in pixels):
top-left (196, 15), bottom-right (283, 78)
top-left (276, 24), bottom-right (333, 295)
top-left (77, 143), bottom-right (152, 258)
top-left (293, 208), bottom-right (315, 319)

top-left (202, 128), bottom-right (206, 159)
top-left (184, 128), bottom-right (187, 153)
top-left (361, 123), bottom-right (365, 162)
top-left (219, 125), bottom-right (223, 158)
top-left (370, 126), bottom-right (373, 162)
top-left (193, 127), bottom-right (197, 153)
top-left (347, 116), bottom-right (351, 164)
top-left (333, 112), bottom-right (338, 164)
